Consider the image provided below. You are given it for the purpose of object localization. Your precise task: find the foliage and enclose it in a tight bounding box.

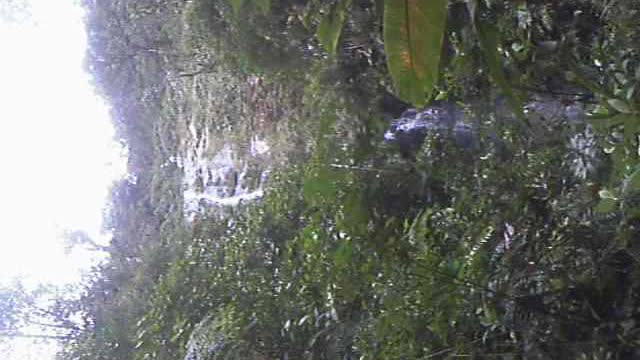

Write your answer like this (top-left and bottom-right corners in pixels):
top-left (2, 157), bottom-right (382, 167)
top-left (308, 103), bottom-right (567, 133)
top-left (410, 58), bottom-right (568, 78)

top-left (316, 0), bottom-right (353, 57)
top-left (41, 0), bottom-right (640, 359)
top-left (0, 282), bottom-right (79, 341)
top-left (383, 0), bottom-right (448, 107)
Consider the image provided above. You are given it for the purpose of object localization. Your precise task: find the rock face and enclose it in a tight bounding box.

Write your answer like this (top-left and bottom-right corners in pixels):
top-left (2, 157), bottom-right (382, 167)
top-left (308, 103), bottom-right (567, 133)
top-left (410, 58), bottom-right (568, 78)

top-left (383, 102), bottom-right (475, 156)
top-left (384, 98), bottom-right (592, 168)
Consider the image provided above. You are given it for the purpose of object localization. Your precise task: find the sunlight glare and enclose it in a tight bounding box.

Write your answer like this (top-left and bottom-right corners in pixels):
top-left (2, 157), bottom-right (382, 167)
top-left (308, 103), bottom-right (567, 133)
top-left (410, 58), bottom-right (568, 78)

top-left (0, 0), bottom-right (125, 286)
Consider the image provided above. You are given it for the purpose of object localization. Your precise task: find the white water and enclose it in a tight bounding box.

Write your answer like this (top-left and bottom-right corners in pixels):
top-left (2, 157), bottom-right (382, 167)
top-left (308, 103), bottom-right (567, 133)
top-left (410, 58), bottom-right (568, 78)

top-left (179, 119), bottom-right (271, 218)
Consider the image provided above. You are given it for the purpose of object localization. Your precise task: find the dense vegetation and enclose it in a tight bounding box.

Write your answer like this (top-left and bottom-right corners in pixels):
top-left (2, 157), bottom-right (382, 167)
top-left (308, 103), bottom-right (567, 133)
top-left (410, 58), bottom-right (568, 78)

top-left (4, 0), bottom-right (639, 359)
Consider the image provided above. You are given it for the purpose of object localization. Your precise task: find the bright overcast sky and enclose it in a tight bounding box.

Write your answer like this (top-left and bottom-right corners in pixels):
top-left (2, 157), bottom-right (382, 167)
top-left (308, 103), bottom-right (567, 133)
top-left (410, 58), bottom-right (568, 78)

top-left (0, 0), bottom-right (125, 294)
top-left (0, 0), bottom-right (125, 357)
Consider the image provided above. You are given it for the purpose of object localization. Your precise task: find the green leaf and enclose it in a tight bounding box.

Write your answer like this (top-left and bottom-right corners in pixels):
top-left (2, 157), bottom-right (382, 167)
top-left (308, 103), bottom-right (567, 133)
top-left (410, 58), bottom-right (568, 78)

top-left (590, 113), bottom-right (639, 168)
top-left (297, 315), bottom-right (310, 326)
top-left (599, 189), bottom-right (619, 200)
top-left (588, 113), bottom-right (628, 132)
top-left (255, 0), bottom-right (271, 15)
top-left (316, 0), bottom-right (352, 56)
top-left (623, 115), bottom-right (639, 158)
top-left (608, 99), bottom-right (633, 114)
top-left (475, 16), bottom-right (527, 126)
top-left (303, 166), bottom-right (341, 203)
top-left (226, 0), bottom-right (245, 17)
top-left (383, 0), bottom-right (449, 107)
top-left (626, 167), bottom-right (640, 192)
top-left (334, 240), bottom-right (353, 269)
top-left (595, 198), bottom-right (618, 213)
top-left (342, 191), bottom-right (368, 234)
top-left (595, 189), bottom-right (619, 213)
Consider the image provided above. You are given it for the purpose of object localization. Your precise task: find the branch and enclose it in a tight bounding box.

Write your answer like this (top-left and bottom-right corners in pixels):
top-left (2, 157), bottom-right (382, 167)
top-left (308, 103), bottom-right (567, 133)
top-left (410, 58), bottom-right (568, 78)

top-left (26, 320), bottom-right (80, 332)
top-left (330, 164), bottom-right (401, 173)
top-left (0, 332), bottom-right (69, 340)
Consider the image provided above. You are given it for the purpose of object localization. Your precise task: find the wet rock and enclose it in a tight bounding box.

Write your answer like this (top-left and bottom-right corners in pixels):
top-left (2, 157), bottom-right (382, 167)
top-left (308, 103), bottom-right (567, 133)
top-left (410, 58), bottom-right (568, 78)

top-left (384, 102), bottom-right (475, 156)
top-left (384, 97), bottom-right (593, 168)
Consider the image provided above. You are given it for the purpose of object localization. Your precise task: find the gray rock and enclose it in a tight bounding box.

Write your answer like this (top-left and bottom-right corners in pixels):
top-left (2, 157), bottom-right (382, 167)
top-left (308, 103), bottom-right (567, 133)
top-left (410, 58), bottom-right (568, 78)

top-left (384, 98), bottom-right (594, 171)
top-left (384, 102), bottom-right (475, 155)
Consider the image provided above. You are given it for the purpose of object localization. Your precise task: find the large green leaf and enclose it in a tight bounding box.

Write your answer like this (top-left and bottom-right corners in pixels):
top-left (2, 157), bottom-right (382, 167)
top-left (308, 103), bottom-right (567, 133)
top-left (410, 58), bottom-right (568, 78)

top-left (316, 0), bottom-right (353, 56)
top-left (384, 0), bottom-right (449, 107)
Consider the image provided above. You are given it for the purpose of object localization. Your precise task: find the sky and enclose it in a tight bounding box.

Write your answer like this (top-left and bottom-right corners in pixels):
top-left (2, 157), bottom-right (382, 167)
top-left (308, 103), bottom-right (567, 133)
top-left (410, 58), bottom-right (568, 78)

top-left (0, 0), bottom-right (126, 358)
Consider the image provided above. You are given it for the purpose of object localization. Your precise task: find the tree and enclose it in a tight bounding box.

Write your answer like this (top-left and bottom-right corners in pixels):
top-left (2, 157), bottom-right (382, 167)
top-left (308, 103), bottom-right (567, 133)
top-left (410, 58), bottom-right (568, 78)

top-left (0, 281), bottom-right (80, 342)
top-left (62, 230), bottom-right (110, 254)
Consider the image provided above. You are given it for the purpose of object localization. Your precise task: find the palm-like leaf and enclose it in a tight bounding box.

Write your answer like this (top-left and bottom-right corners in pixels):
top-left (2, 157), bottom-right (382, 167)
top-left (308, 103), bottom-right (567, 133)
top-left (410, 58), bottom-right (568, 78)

top-left (317, 0), bottom-right (353, 56)
top-left (384, 0), bottom-right (449, 107)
